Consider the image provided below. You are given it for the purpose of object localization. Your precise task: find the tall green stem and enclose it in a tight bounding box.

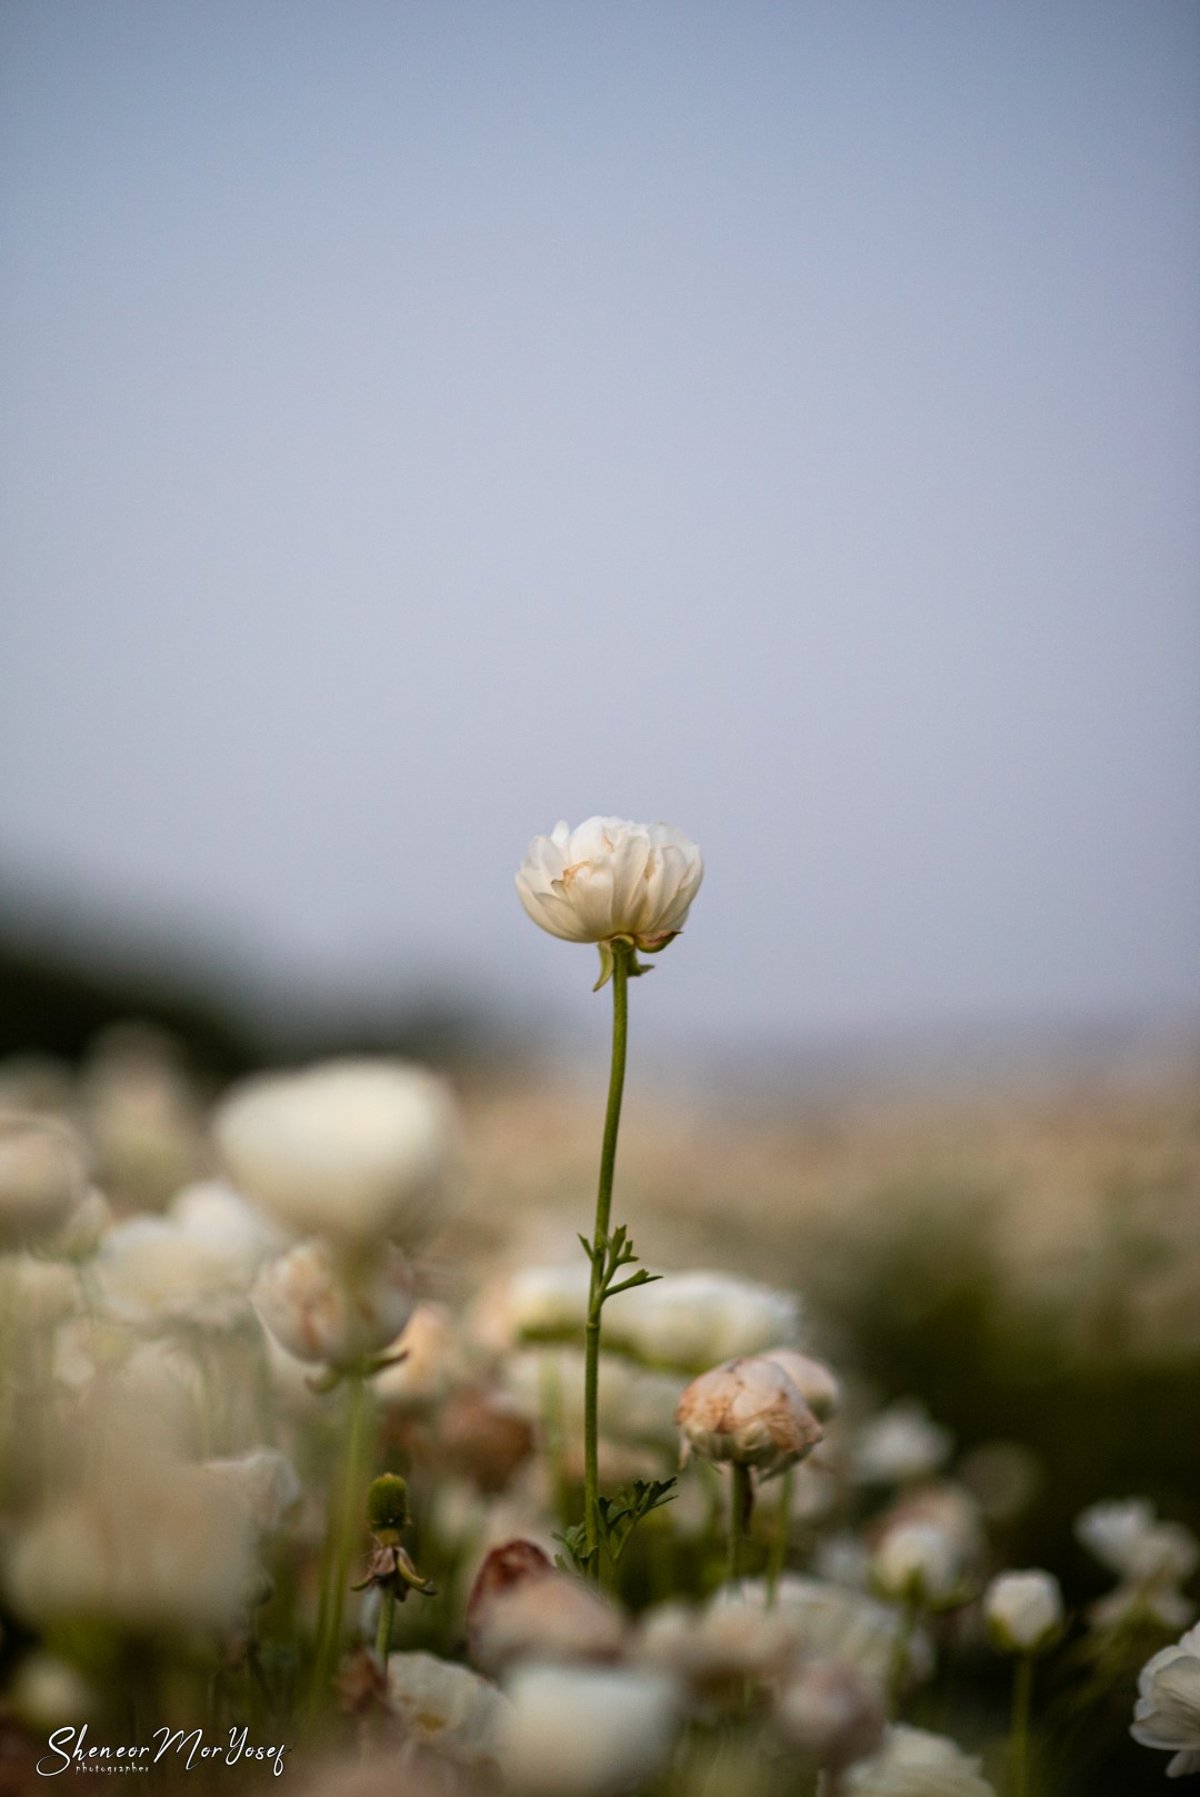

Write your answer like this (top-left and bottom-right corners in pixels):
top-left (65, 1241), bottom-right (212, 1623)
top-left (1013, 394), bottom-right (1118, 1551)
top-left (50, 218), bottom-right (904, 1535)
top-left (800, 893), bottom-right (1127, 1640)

top-left (729, 1464), bottom-right (753, 1585)
top-left (374, 1586), bottom-right (396, 1666)
top-left (1011, 1653), bottom-right (1034, 1797)
top-left (583, 943), bottom-right (630, 1573)
top-left (766, 1466), bottom-right (793, 1605)
top-left (308, 1369), bottom-right (373, 1716)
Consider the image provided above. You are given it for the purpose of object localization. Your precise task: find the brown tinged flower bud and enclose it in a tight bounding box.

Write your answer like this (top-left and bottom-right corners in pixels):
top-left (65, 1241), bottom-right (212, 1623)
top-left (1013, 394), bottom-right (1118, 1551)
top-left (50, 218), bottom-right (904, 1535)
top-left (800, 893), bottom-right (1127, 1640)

top-left (466, 1540), bottom-right (625, 1678)
top-left (675, 1356), bottom-right (823, 1481)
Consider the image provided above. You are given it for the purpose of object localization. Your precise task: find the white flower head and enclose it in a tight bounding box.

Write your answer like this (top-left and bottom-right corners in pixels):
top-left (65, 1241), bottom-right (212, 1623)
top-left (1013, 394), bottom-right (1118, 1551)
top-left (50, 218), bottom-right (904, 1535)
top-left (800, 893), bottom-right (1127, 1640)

top-left (852, 1401), bottom-right (954, 1486)
top-left (516, 817), bottom-right (703, 954)
top-left (776, 1659), bottom-right (887, 1771)
top-left (214, 1058), bottom-right (458, 1248)
top-left (96, 1180), bottom-right (281, 1332)
top-left (726, 1577), bottom-right (935, 1695)
top-left (0, 1113), bottom-right (87, 1250)
top-left (676, 1356), bottom-right (823, 1480)
top-left (1131, 1622), bottom-right (1200, 1779)
top-left (870, 1521), bottom-right (965, 1610)
top-left (384, 1651), bottom-right (511, 1769)
top-left (762, 1347), bottom-right (841, 1421)
top-left (1076, 1498), bottom-right (1199, 1587)
top-left (844, 1724), bottom-right (996, 1796)
top-left (983, 1570), bottom-right (1064, 1655)
top-left (607, 1270), bottom-right (802, 1372)
top-left (253, 1237), bottom-right (416, 1368)
top-left (497, 1663), bottom-right (679, 1797)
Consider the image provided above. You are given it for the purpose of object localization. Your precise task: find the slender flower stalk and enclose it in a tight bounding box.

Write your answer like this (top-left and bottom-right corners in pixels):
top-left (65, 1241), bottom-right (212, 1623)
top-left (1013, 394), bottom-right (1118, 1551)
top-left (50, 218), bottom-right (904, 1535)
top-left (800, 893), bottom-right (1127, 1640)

top-left (1010, 1652), bottom-right (1034, 1797)
top-left (583, 940), bottom-right (631, 1571)
top-left (308, 1368), bottom-right (373, 1714)
top-left (374, 1584), bottom-right (396, 1663)
top-left (729, 1463), bottom-right (754, 1585)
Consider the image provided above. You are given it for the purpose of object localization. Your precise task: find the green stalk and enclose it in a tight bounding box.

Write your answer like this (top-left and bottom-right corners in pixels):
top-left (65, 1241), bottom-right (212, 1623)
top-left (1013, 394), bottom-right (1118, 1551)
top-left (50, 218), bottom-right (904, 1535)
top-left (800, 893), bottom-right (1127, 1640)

top-left (1011, 1653), bottom-right (1034, 1797)
top-left (729, 1463), bottom-right (754, 1584)
top-left (583, 942), bottom-right (630, 1573)
top-left (766, 1466), bottom-right (793, 1605)
top-left (374, 1586), bottom-right (396, 1666)
top-left (308, 1369), bottom-right (373, 1716)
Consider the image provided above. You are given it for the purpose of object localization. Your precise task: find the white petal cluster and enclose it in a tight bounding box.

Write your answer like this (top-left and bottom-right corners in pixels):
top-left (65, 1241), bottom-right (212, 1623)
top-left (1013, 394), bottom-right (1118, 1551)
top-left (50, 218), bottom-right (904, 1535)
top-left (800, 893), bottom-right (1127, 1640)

top-left (470, 1566), bottom-right (625, 1678)
top-left (844, 1724), bottom-right (995, 1796)
top-left (96, 1181), bottom-right (281, 1331)
top-left (606, 1270), bottom-right (802, 1371)
top-left (214, 1058), bottom-right (458, 1248)
top-left (384, 1651), bottom-right (510, 1769)
top-left (0, 1114), bottom-right (87, 1249)
top-left (637, 1594), bottom-right (798, 1691)
top-left (1131, 1623), bottom-right (1200, 1779)
top-left (776, 1660), bottom-right (886, 1771)
top-left (726, 1578), bottom-right (935, 1694)
top-left (852, 1401), bottom-right (954, 1485)
top-left (516, 817), bottom-right (703, 949)
top-left (871, 1521), bottom-right (964, 1609)
top-left (983, 1569), bottom-right (1064, 1654)
top-left (676, 1356), bottom-right (823, 1479)
top-left (497, 1663), bottom-right (679, 1797)
top-left (253, 1238), bottom-right (416, 1367)
top-left (761, 1347), bottom-right (841, 1420)
top-left (1077, 1498), bottom-right (1199, 1631)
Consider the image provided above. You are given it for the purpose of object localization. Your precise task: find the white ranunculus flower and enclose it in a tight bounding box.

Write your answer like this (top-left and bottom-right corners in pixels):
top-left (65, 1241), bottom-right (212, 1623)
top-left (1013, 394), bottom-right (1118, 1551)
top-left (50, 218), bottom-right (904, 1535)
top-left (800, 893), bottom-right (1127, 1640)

top-left (1076, 1498), bottom-right (1199, 1586)
top-left (676, 1356), bottom-right (822, 1479)
top-left (497, 1663), bottom-right (680, 1797)
top-left (606, 1270), bottom-right (802, 1371)
top-left (0, 1114), bottom-right (87, 1249)
top-left (253, 1237), bottom-right (416, 1367)
top-left (776, 1660), bottom-right (887, 1771)
top-left (1131, 1623), bottom-right (1200, 1778)
top-left (516, 817), bottom-right (703, 950)
top-left (726, 1578), bottom-right (935, 1694)
top-left (844, 1724), bottom-right (996, 1796)
top-left (214, 1058), bottom-right (458, 1248)
top-left (96, 1181), bottom-right (281, 1332)
top-left (506, 1346), bottom-right (682, 1454)
top-left (637, 1594), bottom-right (798, 1690)
top-left (384, 1651), bottom-right (511, 1768)
top-left (852, 1401), bottom-right (954, 1485)
top-left (870, 1521), bottom-right (964, 1609)
top-left (983, 1570), bottom-right (1064, 1654)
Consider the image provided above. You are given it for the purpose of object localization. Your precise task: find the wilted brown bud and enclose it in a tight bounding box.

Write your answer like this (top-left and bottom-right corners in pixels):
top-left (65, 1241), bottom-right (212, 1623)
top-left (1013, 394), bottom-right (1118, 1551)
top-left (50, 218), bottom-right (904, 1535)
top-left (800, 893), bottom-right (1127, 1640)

top-left (676, 1356), bottom-right (823, 1480)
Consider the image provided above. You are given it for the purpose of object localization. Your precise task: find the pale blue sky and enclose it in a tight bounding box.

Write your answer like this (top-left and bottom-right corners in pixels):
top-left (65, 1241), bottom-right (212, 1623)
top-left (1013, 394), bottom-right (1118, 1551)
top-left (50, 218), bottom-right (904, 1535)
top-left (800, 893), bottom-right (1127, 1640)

top-left (2, 1), bottom-right (1197, 1049)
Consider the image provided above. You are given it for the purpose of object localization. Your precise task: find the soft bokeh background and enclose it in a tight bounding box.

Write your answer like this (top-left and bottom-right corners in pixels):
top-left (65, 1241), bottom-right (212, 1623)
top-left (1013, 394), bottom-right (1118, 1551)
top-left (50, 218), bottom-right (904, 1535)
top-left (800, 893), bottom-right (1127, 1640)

top-left (2, 0), bottom-right (1198, 1066)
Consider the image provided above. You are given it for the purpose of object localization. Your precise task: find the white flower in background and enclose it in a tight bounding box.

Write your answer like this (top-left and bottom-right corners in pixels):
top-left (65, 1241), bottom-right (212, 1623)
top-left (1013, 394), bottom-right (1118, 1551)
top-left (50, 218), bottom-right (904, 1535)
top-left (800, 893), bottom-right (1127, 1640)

top-left (505, 1262), bottom-right (593, 1340)
top-left (676, 1356), bottom-right (822, 1479)
top-left (761, 1347), bottom-right (841, 1421)
top-left (38, 1186), bottom-right (111, 1264)
top-left (497, 1663), bottom-right (679, 1797)
top-left (80, 1025), bottom-right (203, 1206)
top-left (5, 1466), bottom-right (258, 1634)
top-left (384, 1652), bottom-right (510, 1768)
top-left (8, 1256), bottom-right (82, 1330)
top-left (637, 1595), bottom-right (797, 1691)
top-left (606, 1270), bottom-right (801, 1371)
top-left (372, 1303), bottom-right (472, 1412)
top-left (0, 1114), bottom-right (87, 1249)
top-left (469, 1564), bottom-right (626, 1678)
top-left (776, 1660), bottom-right (886, 1772)
top-left (1077, 1498), bottom-right (1199, 1586)
top-left (214, 1058), bottom-right (458, 1248)
top-left (844, 1724), bottom-right (996, 1796)
top-left (96, 1181), bottom-right (281, 1331)
top-left (516, 816), bottom-right (703, 950)
top-left (871, 1521), bottom-right (965, 1609)
top-left (1131, 1623), bottom-right (1200, 1778)
top-left (8, 1654), bottom-right (95, 1728)
top-left (729, 1578), bottom-right (935, 1694)
top-left (506, 1346), bottom-right (682, 1455)
top-left (253, 1238), bottom-right (416, 1368)
top-left (852, 1400), bottom-right (954, 1485)
top-left (203, 1449), bottom-right (302, 1534)
top-left (983, 1570), bottom-right (1064, 1654)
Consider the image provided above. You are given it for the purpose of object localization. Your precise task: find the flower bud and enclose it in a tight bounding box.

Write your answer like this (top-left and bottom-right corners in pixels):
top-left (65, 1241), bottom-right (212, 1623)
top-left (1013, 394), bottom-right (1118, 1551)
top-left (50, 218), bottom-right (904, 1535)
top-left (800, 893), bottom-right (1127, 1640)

top-left (761, 1347), bottom-right (841, 1421)
top-left (253, 1238), bottom-right (416, 1368)
top-left (0, 1115), bottom-right (86, 1249)
top-left (676, 1356), bottom-right (822, 1479)
top-left (776, 1660), bottom-right (886, 1771)
top-left (844, 1724), bottom-right (996, 1796)
top-left (516, 817), bottom-right (703, 951)
top-left (467, 1540), bottom-right (625, 1677)
top-left (367, 1473), bottom-right (412, 1537)
top-left (982, 1570), bottom-right (1063, 1655)
top-left (870, 1521), bottom-right (964, 1609)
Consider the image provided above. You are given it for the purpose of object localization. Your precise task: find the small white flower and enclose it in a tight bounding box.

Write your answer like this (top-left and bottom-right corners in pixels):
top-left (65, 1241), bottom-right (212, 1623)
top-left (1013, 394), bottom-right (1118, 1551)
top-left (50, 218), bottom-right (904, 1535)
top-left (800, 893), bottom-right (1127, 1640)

top-left (497, 1663), bottom-right (679, 1797)
top-left (253, 1238), bottom-right (416, 1368)
top-left (727, 1577), bottom-right (935, 1693)
top-left (676, 1356), bottom-right (823, 1479)
top-left (1131, 1622), bottom-right (1200, 1778)
top-left (96, 1181), bottom-right (281, 1332)
top-left (516, 817), bottom-right (703, 950)
top-left (637, 1595), bottom-right (798, 1691)
top-left (0, 1114), bottom-right (87, 1249)
top-left (871, 1521), bottom-right (964, 1609)
top-left (1077, 1498), bottom-right (1199, 1586)
top-left (609, 1271), bottom-right (801, 1372)
top-left (215, 1058), bottom-right (458, 1248)
top-left (852, 1401), bottom-right (954, 1485)
top-left (844, 1724), bottom-right (996, 1796)
top-left (983, 1570), bottom-right (1064, 1655)
top-left (469, 1564), bottom-right (625, 1678)
top-left (384, 1651), bottom-right (510, 1768)
top-left (8, 1654), bottom-right (95, 1728)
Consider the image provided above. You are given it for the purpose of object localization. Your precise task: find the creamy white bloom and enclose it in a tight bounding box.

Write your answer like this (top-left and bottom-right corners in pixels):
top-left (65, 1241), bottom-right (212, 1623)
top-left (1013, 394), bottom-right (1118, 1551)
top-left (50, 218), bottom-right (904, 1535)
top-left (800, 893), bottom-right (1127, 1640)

top-left (0, 1114), bottom-right (87, 1249)
top-left (637, 1595), bottom-right (798, 1690)
top-left (506, 1346), bottom-right (682, 1454)
top-left (726, 1578), bottom-right (935, 1693)
top-left (505, 1262), bottom-right (594, 1340)
top-left (253, 1238), bottom-right (416, 1367)
top-left (852, 1401), bottom-right (954, 1485)
top-left (96, 1181), bottom-right (281, 1331)
top-left (871, 1521), bottom-right (964, 1609)
top-left (607, 1270), bottom-right (802, 1371)
top-left (776, 1660), bottom-right (886, 1771)
top-left (470, 1567), bottom-right (626, 1678)
top-left (372, 1303), bottom-right (472, 1411)
top-left (203, 1449), bottom-right (303, 1533)
top-left (385, 1651), bottom-right (510, 1768)
top-left (1077, 1498), bottom-right (1199, 1586)
top-left (516, 817), bottom-right (703, 948)
top-left (5, 1467), bottom-right (258, 1633)
top-left (8, 1256), bottom-right (82, 1330)
top-left (1131, 1623), bottom-right (1200, 1778)
top-left (676, 1356), bottom-right (822, 1479)
top-left (80, 1026), bottom-right (203, 1206)
top-left (497, 1663), bottom-right (679, 1797)
top-left (215, 1058), bottom-right (458, 1247)
top-left (983, 1570), bottom-right (1064, 1654)
top-left (844, 1724), bottom-right (996, 1796)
